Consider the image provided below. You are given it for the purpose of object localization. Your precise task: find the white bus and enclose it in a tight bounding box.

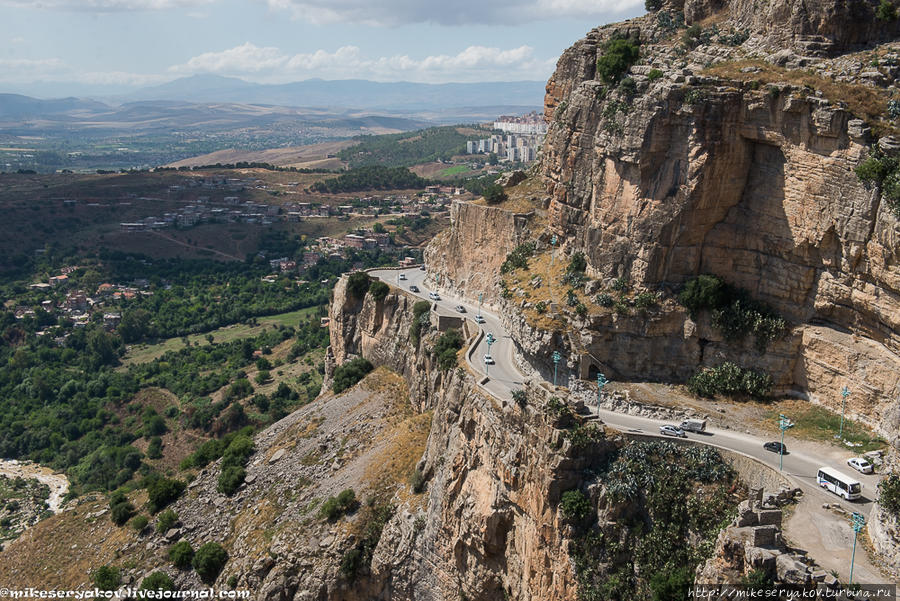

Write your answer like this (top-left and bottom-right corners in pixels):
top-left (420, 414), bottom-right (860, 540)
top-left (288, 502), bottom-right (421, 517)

top-left (817, 467), bottom-right (862, 501)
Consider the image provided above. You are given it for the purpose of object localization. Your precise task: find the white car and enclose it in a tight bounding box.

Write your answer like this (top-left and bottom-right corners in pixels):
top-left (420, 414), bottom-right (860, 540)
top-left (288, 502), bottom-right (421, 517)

top-left (474, 315), bottom-right (486, 324)
top-left (659, 425), bottom-right (687, 438)
top-left (483, 354), bottom-right (495, 365)
top-left (399, 273), bottom-right (406, 280)
top-left (428, 292), bottom-right (441, 301)
top-left (847, 457), bottom-right (874, 474)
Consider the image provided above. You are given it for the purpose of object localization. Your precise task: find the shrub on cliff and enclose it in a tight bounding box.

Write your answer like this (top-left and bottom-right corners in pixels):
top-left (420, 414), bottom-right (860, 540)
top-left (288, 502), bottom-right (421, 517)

top-left (878, 473), bottom-right (900, 517)
top-left (645, 0), bottom-right (662, 11)
top-left (877, 0), bottom-right (897, 21)
top-left (561, 489), bottom-right (592, 521)
top-left (192, 542), bottom-right (228, 583)
top-left (484, 183), bottom-right (507, 204)
top-left (92, 565), bottom-right (121, 591)
top-left (410, 301), bottom-right (432, 346)
top-left (596, 38), bottom-right (641, 84)
top-left (169, 540), bottom-right (195, 569)
top-left (433, 328), bottom-right (464, 371)
top-left (500, 242), bottom-right (535, 274)
top-left (321, 488), bottom-right (359, 521)
top-left (140, 571), bottom-right (175, 592)
top-left (688, 362), bottom-right (772, 399)
top-left (347, 271), bottom-right (371, 299)
top-left (369, 280), bottom-right (390, 301)
top-left (332, 357), bottom-right (374, 393)
top-left (145, 475), bottom-right (186, 513)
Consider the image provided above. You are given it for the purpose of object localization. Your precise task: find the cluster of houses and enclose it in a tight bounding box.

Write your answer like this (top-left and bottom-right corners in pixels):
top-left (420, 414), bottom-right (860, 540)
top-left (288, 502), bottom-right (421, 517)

top-left (119, 188), bottom-right (458, 234)
top-left (23, 270), bottom-right (153, 337)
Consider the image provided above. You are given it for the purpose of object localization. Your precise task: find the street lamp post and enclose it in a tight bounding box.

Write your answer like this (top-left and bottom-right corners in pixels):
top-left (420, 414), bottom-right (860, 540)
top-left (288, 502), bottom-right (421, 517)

top-left (839, 385), bottom-right (850, 440)
top-left (485, 333), bottom-right (495, 376)
top-left (550, 235), bottom-right (558, 270)
top-left (596, 372), bottom-right (608, 410)
top-left (552, 350), bottom-right (562, 387)
top-left (849, 512), bottom-right (866, 587)
top-left (778, 413), bottom-right (791, 472)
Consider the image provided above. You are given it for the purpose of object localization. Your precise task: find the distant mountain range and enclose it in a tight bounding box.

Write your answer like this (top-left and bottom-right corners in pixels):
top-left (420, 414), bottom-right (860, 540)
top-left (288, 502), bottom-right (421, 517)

top-left (2, 74), bottom-right (545, 113)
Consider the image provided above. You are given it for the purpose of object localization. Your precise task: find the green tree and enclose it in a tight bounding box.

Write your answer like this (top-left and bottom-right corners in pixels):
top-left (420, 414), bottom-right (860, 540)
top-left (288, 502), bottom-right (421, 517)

top-left (169, 540), bottom-right (195, 569)
top-left (369, 280), bottom-right (390, 301)
top-left (347, 271), bottom-right (371, 298)
top-left (484, 183), bottom-right (507, 204)
top-left (332, 357), bottom-right (374, 393)
top-left (146, 477), bottom-right (186, 513)
top-left (596, 37), bottom-right (641, 83)
top-left (140, 571), bottom-right (176, 592)
top-left (156, 509), bottom-right (178, 533)
top-left (372, 222), bottom-right (385, 233)
top-left (877, 0), bottom-right (897, 21)
top-left (118, 309), bottom-right (152, 343)
top-left (193, 542), bottom-right (228, 583)
top-left (92, 565), bottom-right (121, 591)
top-left (218, 465), bottom-right (246, 496)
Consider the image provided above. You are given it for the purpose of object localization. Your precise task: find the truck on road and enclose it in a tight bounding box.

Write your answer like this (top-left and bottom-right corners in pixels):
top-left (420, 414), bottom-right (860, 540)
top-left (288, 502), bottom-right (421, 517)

top-left (679, 419), bottom-right (707, 433)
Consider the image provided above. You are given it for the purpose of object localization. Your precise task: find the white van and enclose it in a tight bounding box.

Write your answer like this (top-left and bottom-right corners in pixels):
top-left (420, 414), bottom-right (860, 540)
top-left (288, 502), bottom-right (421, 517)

top-left (679, 419), bottom-right (707, 433)
top-left (817, 467), bottom-right (862, 501)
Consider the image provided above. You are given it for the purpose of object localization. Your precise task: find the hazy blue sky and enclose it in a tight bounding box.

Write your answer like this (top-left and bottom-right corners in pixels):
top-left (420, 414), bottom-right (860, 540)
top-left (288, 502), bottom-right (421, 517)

top-left (0, 0), bottom-right (641, 94)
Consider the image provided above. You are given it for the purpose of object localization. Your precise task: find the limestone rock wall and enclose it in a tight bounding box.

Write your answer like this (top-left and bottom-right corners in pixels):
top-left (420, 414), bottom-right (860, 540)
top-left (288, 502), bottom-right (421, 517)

top-left (423, 200), bottom-right (533, 305)
top-left (537, 21), bottom-right (900, 437)
top-left (327, 276), bottom-right (615, 600)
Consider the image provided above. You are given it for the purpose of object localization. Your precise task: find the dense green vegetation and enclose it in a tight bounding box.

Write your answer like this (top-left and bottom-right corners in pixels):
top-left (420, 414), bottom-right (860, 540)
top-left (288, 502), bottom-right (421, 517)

top-left (483, 183), bottom-right (507, 204)
top-left (409, 300), bottom-right (431, 347)
top-left (432, 328), bottom-right (464, 371)
top-left (140, 572), bottom-right (176, 592)
top-left (369, 280), bottom-right (390, 301)
top-left (320, 488), bottom-right (359, 521)
top-left (332, 357), bottom-right (374, 394)
top-left (878, 473), bottom-right (900, 517)
top-left (192, 542), bottom-right (228, 584)
top-left (596, 37), bottom-right (641, 84)
top-left (169, 540), bottom-right (195, 569)
top-left (311, 166), bottom-right (427, 193)
top-left (217, 434), bottom-right (254, 496)
top-left (560, 489), bottom-right (592, 521)
top-left (679, 275), bottom-right (787, 352)
top-left (856, 151), bottom-right (900, 217)
top-left (339, 503), bottom-right (394, 581)
top-left (571, 441), bottom-right (739, 601)
top-left (92, 565), bottom-right (121, 591)
top-left (688, 362), bottom-right (773, 399)
top-left (347, 271), bottom-right (371, 298)
top-left (501, 242), bottom-right (536, 274)
top-left (338, 126), bottom-right (469, 168)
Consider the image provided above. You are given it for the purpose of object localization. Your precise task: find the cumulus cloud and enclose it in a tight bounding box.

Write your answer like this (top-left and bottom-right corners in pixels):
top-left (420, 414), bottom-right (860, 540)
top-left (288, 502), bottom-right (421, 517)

top-left (0, 0), bottom-right (213, 11)
top-left (169, 42), bottom-right (555, 82)
top-left (261, 0), bottom-right (641, 26)
top-left (0, 56), bottom-right (165, 86)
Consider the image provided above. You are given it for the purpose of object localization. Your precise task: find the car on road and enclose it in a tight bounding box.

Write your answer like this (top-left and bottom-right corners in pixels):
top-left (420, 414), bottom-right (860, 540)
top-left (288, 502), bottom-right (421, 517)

top-left (483, 354), bottom-right (495, 365)
top-left (399, 273), bottom-right (406, 280)
top-left (474, 315), bottom-right (486, 324)
top-left (455, 305), bottom-right (466, 313)
top-left (847, 457), bottom-right (874, 474)
top-left (659, 425), bottom-right (686, 438)
top-left (419, 265), bottom-right (426, 270)
top-left (428, 292), bottom-right (441, 300)
top-left (763, 441), bottom-right (788, 454)
top-left (409, 285), bottom-right (419, 293)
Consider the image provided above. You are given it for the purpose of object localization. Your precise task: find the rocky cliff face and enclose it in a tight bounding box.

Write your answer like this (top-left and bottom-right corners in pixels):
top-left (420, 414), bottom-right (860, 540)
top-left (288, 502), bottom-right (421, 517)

top-left (533, 3), bottom-right (900, 437)
top-left (326, 277), bottom-right (600, 600)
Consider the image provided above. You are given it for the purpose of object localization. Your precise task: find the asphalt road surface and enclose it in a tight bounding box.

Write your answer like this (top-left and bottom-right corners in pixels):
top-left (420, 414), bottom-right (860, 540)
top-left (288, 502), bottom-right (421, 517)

top-left (369, 266), bottom-right (892, 585)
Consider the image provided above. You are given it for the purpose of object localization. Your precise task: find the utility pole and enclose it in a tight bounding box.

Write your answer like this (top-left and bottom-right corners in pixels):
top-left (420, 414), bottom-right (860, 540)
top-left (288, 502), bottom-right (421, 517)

top-left (552, 350), bottom-right (562, 387)
top-left (839, 385), bottom-right (850, 440)
top-left (849, 512), bottom-right (866, 587)
top-left (778, 413), bottom-right (791, 471)
top-left (596, 372), bottom-right (608, 410)
top-left (485, 333), bottom-right (495, 376)
top-left (478, 292), bottom-right (483, 320)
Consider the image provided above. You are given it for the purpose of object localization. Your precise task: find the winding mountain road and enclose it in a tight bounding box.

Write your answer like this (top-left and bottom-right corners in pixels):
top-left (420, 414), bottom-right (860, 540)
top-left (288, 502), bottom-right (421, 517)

top-left (369, 266), bottom-right (894, 585)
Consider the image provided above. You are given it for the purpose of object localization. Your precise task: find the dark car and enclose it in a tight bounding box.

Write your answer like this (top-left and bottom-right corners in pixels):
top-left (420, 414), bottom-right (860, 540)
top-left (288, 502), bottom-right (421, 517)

top-left (763, 442), bottom-right (788, 454)
top-left (409, 285), bottom-right (419, 293)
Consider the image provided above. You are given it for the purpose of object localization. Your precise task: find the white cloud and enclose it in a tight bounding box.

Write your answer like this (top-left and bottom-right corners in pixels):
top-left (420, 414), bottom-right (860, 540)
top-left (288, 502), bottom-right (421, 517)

top-left (169, 42), bottom-right (555, 83)
top-left (260, 0), bottom-right (641, 26)
top-left (0, 0), bottom-right (214, 11)
top-left (0, 56), bottom-right (165, 86)
top-left (0, 57), bottom-right (68, 82)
